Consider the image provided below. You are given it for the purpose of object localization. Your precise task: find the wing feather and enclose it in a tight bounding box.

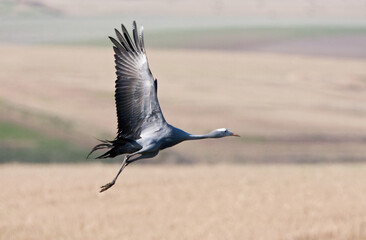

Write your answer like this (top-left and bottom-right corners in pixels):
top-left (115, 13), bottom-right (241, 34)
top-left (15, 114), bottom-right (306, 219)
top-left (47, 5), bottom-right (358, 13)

top-left (109, 37), bottom-right (125, 53)
top-left (122, 24), bottom-right (136, 52)
top-left (139, 26), bottom-right (145, 52)
top-left (110, 21), bottom-right (165, 140)
top-left (132, 21), bottom-right (140, 53)
top-left (114, 29), bottom-right (130, 51)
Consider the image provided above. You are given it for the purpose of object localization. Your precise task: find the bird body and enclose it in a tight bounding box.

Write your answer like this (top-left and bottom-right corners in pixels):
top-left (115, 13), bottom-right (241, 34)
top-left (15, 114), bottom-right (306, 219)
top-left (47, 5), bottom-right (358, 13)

top-left (89, 21), bottom-right (239, 192)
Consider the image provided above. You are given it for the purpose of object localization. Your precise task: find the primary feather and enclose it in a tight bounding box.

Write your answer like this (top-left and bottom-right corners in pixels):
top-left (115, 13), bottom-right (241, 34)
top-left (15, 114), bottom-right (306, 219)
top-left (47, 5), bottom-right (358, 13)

top-left (111, 22), bottom-right (166, 140)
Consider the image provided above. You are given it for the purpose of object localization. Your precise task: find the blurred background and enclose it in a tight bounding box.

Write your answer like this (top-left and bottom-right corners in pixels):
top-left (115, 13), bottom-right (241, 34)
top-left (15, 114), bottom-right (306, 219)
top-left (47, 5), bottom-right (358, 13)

top-left (1, 0), bottom-right (366, 164)
top-left (1, 1), bottom-right (366, 239)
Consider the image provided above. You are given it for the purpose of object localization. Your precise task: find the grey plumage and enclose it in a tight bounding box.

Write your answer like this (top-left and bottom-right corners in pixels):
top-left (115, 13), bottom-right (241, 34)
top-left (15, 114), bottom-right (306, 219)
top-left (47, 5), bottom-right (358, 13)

top-left (89, 21), bottom-right (239, 192)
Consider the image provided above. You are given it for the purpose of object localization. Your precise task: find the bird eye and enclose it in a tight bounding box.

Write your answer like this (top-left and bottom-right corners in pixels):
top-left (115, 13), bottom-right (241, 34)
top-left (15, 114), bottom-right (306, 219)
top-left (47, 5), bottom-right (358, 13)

top-left (224, 130), bottom-right (227, 133)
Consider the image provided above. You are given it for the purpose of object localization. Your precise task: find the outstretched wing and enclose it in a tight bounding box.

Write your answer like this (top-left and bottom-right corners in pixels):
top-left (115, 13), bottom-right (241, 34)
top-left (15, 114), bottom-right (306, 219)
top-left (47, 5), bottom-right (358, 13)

top-left (109, 21), bottom-right (165, 140)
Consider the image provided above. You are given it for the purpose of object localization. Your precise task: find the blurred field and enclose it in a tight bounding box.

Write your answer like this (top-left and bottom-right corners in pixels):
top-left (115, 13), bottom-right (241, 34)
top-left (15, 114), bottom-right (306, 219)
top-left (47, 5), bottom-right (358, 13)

top-left (1, 44), bottom-right (366, 163)
top-left (1, 1), bottom-right (366, 163)
top-left (1, 163), bottom-right (366, 240)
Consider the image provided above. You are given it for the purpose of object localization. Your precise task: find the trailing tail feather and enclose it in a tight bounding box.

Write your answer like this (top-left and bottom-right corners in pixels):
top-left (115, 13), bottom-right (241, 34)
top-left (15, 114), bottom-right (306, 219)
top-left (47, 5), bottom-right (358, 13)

top-left (87, 139), bottom-right (117, 159)
top-left (87, 138), bottom-right (135, 159)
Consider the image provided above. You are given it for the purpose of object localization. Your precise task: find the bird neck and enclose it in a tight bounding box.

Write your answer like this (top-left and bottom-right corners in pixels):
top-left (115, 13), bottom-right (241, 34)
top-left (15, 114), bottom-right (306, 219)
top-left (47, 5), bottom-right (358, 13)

top-left (169, 125), bottom-right (217, 141)
top-left (186, 133), bottom-right (214, 140)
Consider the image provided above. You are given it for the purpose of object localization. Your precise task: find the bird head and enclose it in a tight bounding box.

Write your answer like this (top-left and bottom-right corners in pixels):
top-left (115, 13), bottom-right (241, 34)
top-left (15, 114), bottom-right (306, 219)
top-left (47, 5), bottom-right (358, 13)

top-left (211, 128), bottom-right (240, 138)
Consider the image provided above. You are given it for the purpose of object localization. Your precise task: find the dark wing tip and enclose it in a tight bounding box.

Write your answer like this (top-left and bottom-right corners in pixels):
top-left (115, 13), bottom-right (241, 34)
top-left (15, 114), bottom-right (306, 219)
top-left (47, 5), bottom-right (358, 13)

top-left (114, 28), bottom-right (131, 51)
top-left (108, 36), bottom-right (125, 53)
top-left (110, 21), bottom-right (146, 53)
top-left (132, 21), bottom-right (140, 52)
top-left (154, 79), bottom-right (158, 94)
top-left (121, 23), bottom-right (136, 52)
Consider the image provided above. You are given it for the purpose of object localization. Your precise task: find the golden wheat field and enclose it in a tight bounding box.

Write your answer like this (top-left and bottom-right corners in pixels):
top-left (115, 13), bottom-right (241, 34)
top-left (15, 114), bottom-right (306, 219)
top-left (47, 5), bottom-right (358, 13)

top-left (1, 163), bottom-right (366, 240)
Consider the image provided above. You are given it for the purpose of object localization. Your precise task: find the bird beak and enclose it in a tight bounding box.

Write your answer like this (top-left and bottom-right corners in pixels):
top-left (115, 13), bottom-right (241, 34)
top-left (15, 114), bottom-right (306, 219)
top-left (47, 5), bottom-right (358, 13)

top-left (229, 132), bottom-right (240, 137)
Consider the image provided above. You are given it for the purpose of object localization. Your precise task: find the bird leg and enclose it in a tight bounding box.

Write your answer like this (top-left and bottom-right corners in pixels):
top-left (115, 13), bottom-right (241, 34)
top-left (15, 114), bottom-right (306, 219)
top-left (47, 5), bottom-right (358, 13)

top-left (100, 154), bottom-right (133, 193)
top-left (99, 150), bottom-right (156, 192)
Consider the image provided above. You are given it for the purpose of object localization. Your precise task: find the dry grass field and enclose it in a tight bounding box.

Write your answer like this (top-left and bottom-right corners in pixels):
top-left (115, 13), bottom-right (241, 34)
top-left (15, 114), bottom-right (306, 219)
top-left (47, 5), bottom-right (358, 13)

top-left (1, 163), bottom-right (366, 240)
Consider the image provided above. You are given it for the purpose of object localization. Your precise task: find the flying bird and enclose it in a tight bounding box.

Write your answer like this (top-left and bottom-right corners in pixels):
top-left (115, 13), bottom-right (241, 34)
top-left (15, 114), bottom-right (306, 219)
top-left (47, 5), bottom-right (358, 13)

top-left (88, 21), bottom-right (240, 192)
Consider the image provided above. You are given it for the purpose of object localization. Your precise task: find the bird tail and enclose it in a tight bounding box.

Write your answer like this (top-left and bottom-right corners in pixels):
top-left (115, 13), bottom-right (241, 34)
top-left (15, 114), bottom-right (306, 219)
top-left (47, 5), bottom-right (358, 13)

top-left (87, 137), bottom-right (135, 159)
top-left (87, 139), bottom-right (118, 159)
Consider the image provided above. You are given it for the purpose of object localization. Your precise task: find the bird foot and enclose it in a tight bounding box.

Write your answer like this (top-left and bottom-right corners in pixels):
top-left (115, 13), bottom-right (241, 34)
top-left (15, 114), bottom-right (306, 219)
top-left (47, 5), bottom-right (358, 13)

top-left (100, 181), bottom-right (115, 193)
